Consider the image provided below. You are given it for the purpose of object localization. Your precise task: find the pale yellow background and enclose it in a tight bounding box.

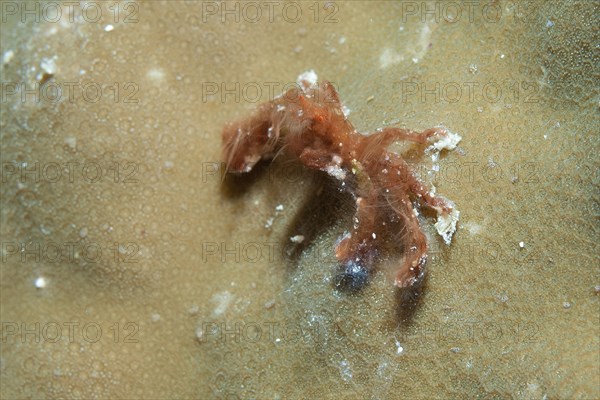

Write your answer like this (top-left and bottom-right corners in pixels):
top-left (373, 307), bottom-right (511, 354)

top-left (1, 1), bottom-right (598, 398)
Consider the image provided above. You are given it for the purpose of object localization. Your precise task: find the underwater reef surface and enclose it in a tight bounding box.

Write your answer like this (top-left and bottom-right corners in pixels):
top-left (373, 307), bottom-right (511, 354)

top-left (1, 1), bottom-right (598, 398)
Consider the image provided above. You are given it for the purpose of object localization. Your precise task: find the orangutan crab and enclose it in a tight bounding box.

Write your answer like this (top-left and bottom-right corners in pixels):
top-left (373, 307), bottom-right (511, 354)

top-left (222, 71), bottom-right (460, 288)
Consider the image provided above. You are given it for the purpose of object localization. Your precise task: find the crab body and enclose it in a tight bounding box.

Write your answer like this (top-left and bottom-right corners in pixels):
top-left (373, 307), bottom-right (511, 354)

top-left (222, 73), bottom-right (460, 288)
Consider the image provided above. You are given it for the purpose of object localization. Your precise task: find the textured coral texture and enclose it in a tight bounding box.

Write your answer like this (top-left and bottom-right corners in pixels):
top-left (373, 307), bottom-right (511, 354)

top-left (1, 1), bottom-right (598, 399)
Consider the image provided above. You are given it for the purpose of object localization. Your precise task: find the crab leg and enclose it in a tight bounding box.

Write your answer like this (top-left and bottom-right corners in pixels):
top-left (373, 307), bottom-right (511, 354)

top-left (362, 127), bottom-right (447, 150)
top-left (384, 189), bottom-right (429, 288)
top-left (334, 189), bottom-right (380, 270)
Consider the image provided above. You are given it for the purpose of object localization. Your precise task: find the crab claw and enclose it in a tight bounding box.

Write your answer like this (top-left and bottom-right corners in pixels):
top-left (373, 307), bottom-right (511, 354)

top-left (334, 260), bottom-right (369, 292)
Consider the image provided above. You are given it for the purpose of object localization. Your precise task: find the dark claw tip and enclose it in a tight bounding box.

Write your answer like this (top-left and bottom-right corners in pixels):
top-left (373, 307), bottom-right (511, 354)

top-left (334, 261), bottom-right (369, 292)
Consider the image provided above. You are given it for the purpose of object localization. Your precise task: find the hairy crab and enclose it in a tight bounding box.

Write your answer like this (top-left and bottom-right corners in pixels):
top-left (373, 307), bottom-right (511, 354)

top-left (222, 71), bottom-right (460, 288)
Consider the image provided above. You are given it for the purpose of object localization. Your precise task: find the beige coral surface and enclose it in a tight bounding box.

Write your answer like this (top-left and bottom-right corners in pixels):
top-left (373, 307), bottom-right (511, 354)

top-left (1, 1), bottom-right (598, 398)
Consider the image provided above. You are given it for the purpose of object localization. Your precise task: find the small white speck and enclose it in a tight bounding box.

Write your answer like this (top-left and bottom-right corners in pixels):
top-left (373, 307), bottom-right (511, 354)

top-left (265, 217), bottom-right (274, 229)
top-left (500, 54), bottom-right (505, 59)
top-left (2, 50), bottom-right (14, 64)
top-left (104, 24), bottom-right (114, 32)
top-left (79, 227), bottom-right (88, 238)
top-left (275, 204), bottom-right (284, 212)
top-left (211, 291), bottom-right (233, 316)
top-left (325, 165), bottom-right (346, 181)
top-left (546, 20), bottom-right (554, 28)
top-left (519, 241), bottom-right (525, 248)
top-left (290, 235), bottom-right (305, 244)
top-left (372, 233), bottom-right (377, 239)
top-left (395, 339), bottom-right (404, 355)
top-left (462, 221), bottom-right (482, 236)
top-left (40, 57), bottom-right (57, 75)
top-left (65, 136), bottom-right (77, 149)
top-left (264, 299), bottom-right (276, 309)
top-left (35, 277), bottom-right (47, 288)
top-left (338, 36), bottom-right (346, 44)
top-left (562, 301), bottom-right (571, 309)
top-left (147, 68), bottom-right (165, 81)
top-left (430, 128), bottom-right (462, 152)
top-left (339, 360), bottom-right (352, 382)
top-left (296, 70), bottom-right (318, 87)
top-left (342, 105), bottom-right (351, 117)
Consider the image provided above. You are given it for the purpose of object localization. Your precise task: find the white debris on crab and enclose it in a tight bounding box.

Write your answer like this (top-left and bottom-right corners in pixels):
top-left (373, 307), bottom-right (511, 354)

top-left (429, 128), bottom-right (462, 245)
